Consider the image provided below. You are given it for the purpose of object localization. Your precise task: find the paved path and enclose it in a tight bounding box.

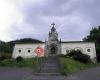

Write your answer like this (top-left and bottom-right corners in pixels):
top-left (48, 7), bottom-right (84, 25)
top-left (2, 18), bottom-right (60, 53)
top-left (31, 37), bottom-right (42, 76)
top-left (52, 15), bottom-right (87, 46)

top-left (0, 67), bottom-right (66, 80)
top-left (66, 67), bottom-right (100, 80)
top-left (0, 66), bottom-right (100, 80)
top-left (0, 67), bottom-right (34, 80)
top-left (0, 67), bottom-right (100, 80)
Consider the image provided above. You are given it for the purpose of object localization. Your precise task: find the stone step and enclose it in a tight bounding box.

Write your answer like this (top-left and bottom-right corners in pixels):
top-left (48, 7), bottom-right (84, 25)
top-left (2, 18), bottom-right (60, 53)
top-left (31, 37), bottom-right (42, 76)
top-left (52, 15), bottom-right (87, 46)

top-left (41, 66), bottom-right (59, 69)
top-left (39, 57), bottom-right (61, 75)
top-left (41, 64), bottom-right (58, 67)
top-left (40, 68), bottom-right (59, 72)
top-left (40, 66), bottom-right (60, 69)
top-left (37, 73), bottom-right (61, 76)
top-left (42, 61), bottom-right (58, 63)
top-left (32, 76), bottom-right (66, 80)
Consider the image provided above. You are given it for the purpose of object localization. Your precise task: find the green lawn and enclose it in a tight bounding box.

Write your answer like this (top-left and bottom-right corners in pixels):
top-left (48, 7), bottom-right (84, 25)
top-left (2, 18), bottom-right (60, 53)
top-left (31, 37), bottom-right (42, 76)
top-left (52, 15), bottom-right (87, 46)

top-left (0, 58), bottom-right (40, 69)
top-left (0, 57), bottom-right (99, 75)
top-left (59, 57), bottom-right (100, 75)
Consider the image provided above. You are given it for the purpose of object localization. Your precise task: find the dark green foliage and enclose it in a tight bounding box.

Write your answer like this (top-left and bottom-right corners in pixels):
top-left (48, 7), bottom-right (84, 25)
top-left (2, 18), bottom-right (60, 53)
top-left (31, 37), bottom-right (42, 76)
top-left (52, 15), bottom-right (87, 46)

top-left (14, 38), bottom-right (43, 43)
top-left (66, 50), bottom-right (82, 57)
top-left (59, 57), bottom-right (99, 75)
top-left (0, 41), bottom-right (14, 53)
top-left (74, 53), bottom-right (91, 64)
top-left (58, 54), bottom-right (66, 57)
top-left (61, 69), bottom-right (67, 75)
top-left (0, 58), bottom-right (39, 69)
top-left (66, 50), bottom-right (91, 64)
top-left (0, 54), bottom-right (11, 61)
top-left (83, 26), bottom-right (100, 62)
top-left (83, 27), bottom-right (100, 42)
top-left (16, 56), bottom-right (23, 62)
top-left (96, 47), bottom-right (100, 62)
top-left (0, 38), bottom-right (43, 54)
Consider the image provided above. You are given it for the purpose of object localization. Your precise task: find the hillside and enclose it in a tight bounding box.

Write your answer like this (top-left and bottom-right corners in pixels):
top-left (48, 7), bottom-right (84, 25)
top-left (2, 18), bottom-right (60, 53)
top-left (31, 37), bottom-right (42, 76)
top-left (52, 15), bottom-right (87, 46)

top-left (0, 38), bottom-right (43, 54)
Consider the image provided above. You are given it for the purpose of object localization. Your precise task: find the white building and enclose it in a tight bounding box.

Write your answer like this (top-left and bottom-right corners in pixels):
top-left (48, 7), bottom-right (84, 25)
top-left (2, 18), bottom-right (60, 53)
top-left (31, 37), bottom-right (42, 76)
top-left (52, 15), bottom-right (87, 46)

top-left (12, 24), bottom-right (97, 62)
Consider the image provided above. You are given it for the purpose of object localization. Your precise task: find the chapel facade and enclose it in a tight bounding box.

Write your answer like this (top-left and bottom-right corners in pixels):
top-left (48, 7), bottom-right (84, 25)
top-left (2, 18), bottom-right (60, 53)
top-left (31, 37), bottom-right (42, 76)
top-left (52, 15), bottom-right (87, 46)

top-left (12, 23), bottom-right (97, 62)
top-left (44, 24), bottom-right (61, 56)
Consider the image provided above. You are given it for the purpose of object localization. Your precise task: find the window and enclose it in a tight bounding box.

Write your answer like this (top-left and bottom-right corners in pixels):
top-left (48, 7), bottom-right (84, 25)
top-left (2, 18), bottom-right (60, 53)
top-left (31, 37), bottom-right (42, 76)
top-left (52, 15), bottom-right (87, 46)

top-left (19, 50), bottom-right (21, 53)
top-left (87, 49), bottom-right (91, 52)
top-left (28, 50), bottom-right (31, 53)
top-left (64, 47), bottom-right (71, 54)
top-left (66, 49), bottom-right (70, 53)
top-left (26, 48), bottom-right (32, 53)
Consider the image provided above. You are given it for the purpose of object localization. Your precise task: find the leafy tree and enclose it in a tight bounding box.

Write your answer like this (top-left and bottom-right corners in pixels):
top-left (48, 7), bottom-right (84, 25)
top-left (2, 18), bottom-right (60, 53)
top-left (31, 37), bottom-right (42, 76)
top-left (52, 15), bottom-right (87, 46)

top-left (83, 26), bottom-right (100, 62)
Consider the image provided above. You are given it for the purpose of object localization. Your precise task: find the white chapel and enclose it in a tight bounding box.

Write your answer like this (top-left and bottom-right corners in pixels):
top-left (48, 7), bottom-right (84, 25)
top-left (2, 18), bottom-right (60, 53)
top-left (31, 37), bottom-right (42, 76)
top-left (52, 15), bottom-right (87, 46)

top-left (12, 23), bottom-right (97, 62)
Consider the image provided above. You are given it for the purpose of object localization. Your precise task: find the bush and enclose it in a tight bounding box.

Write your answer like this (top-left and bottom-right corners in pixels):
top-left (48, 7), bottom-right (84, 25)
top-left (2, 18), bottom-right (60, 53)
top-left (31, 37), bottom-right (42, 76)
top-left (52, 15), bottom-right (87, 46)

top-left (74, 54), bottom-right (91, 63)
top-left (61, 69), bottom-right (67, 75)
top-left (16, 56), bottom-right (23, 62)
top-left (58, 54), bottom-right (66, 57)
top-left (0, 54), bottom-right (11, 61)
top-left (59, 57), bottom-right (99, 75)
top-left (96, 47), bottom-right (100, 62)
top-left (0, 61), bottom-right (6, 66)
top-left (66, 50), bottom-right (91, 63)
top-left (66, 50), bottom-right (82, 57)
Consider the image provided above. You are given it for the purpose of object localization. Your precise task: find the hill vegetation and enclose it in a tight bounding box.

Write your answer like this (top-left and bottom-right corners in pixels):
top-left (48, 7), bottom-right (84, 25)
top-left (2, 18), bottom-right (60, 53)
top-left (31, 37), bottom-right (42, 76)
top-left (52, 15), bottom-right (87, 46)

top-left (0, 38), bottom-right (43, 54)
top-left (83, 26), bottom-right (100, 62)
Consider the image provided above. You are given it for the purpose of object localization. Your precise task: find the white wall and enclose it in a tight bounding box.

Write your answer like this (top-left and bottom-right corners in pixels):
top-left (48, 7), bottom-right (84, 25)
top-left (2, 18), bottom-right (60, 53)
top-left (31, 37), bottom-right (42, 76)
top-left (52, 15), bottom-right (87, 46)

top-left (12, 42), bottom-right (97, 62)
top-left (12, 43), bottom-right (45, 58)
top-left (61, 42), bottom-right (96, 59)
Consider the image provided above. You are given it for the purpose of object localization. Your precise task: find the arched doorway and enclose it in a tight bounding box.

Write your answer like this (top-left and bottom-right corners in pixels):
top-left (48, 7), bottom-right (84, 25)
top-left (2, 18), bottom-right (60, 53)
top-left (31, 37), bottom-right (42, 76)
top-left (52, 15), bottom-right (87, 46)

top-left (50, 46), bottom-right (57, 56)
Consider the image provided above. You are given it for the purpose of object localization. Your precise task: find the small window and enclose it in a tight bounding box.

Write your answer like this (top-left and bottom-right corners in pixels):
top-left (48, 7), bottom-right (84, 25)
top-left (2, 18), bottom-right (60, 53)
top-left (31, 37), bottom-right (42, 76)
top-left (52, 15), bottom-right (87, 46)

top-left (66, 50), bottom-right (70, 53)
top-left (28, 50), bottom-right (30, 53)
top-left (19, 50), bottom-right (21, 53)
top-left (87, 49), bottom-right (90, 52)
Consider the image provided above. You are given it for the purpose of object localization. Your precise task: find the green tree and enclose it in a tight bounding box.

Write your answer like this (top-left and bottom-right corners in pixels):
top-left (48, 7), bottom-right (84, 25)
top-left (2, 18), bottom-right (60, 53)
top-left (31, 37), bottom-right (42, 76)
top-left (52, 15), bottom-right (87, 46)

top-left (0, 38), bottom-right (43, 54)
top-left (83, 26), bottom-right (100, 62)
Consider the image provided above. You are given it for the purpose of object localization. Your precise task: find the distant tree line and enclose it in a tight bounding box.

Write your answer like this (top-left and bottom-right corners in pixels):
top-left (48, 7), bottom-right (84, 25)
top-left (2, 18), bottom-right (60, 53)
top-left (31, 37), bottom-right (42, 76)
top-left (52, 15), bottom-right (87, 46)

top-left (83, 26), bottom-right (100, 62)
top-left (0, 38), bottom-right (43, 54)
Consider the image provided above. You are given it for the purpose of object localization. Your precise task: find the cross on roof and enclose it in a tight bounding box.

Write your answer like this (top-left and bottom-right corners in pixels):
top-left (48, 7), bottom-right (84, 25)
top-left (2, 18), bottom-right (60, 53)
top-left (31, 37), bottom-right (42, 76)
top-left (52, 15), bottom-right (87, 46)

top-left (51, 22), bottom-right (55, 27)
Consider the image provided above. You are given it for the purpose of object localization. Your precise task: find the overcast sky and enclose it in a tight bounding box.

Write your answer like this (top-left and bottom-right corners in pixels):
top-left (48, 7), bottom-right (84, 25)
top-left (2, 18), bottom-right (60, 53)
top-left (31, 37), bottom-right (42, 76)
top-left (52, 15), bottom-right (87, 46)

top-left (0, 0), bottom-right (100, 42)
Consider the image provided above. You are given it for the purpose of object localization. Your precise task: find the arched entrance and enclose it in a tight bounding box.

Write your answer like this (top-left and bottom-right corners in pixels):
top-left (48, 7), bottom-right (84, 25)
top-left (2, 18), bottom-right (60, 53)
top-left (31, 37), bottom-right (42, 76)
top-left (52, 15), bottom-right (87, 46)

top-left (50, 45), bottom-right (57, 56)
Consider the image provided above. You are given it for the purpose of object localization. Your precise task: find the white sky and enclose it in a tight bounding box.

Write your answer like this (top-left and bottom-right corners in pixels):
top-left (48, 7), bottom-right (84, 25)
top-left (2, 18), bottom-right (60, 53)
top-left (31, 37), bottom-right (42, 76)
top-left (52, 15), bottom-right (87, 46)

top-left (0, 0), bottom-right (100, 42)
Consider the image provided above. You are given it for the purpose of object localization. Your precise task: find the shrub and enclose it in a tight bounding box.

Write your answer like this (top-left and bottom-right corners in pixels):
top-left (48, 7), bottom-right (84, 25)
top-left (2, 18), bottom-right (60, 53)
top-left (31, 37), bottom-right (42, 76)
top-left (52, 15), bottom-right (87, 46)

top-left (66, 50), bottom-right (91, 63)
top-left (0, 54), bottom-right (11, 61)
top-left (16, 56), bottom-right (23, 62)
top-left (66, 50), bottom-right (82, 57)
top-left (96, 47), bottom-right (100, 62)
top-left (74, 54), bottom-right (91, 63)
top-left (0, 61), bottom-right (6, 66)
top-left (58, 54), bottom-right (66, 57)
top-left (61, 69), bottom-right (67, 75)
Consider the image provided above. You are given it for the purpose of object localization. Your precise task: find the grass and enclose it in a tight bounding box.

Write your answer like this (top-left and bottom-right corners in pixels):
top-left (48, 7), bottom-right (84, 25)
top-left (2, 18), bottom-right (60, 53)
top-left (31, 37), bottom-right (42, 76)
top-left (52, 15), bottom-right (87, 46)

top-left (0, 58), bottom-right (40, 70)
top-left (59, 57), bottom-right (100, 75)
top-left (0, 57), bottom-right (99, 75)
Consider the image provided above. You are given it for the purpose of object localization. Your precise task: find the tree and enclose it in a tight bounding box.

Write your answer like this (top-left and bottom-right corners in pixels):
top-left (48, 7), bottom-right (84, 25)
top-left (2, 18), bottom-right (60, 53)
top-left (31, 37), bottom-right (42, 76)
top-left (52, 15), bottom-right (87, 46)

top-left (83, 26), bottom-right (100, 62)
top-left (0, 38), bottom-right (43, 54)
